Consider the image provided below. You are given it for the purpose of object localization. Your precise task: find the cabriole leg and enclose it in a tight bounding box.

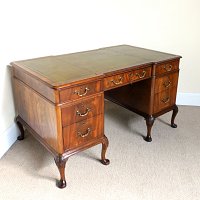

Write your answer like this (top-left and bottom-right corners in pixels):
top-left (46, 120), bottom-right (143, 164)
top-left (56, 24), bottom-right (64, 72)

top-left (171, 105), bottom-right (178, 128)
top-left (54, 156), bottom-right (68, 189)
top-left (101, 136), bottom-right (110, 165)
top-left (144, 115), bottom-right (155, 142)
top-left (16, 116), bottom-right (25, 140)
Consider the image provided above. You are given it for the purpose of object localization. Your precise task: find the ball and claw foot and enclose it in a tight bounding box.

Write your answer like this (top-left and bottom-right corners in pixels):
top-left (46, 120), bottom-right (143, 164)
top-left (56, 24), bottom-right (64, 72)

top-left (57, 179), bottom-right (67, 189)
top-left (101, 159), bottom-right (110, 165)
top-left (171, 123), bottom-right (177, 128)
top-left (144, 136), bottom-right (152, 142)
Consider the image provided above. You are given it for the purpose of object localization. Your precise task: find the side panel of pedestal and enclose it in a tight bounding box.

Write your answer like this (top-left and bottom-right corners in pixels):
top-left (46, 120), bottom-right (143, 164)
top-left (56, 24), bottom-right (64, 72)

top-left (14, 78), bottom-right (63, 153)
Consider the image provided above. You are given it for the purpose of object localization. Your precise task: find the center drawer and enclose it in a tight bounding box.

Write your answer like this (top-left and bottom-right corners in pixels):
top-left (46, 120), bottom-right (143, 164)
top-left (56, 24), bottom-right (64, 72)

top-left (128, 66), bottom-right (151, 83)
top-left (63, 114), bottom-right (103, 150)
top-left (103, 73), bottom-right (129, 90)
top-left (61, 93), bottom-right (103, 127)
top-left (103, 66), bottom-right (152, 90)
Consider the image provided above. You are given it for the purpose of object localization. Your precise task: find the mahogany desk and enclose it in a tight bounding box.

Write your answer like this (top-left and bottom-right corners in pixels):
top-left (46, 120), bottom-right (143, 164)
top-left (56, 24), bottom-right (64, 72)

top-left (11, 45), bottom-right (181, 188)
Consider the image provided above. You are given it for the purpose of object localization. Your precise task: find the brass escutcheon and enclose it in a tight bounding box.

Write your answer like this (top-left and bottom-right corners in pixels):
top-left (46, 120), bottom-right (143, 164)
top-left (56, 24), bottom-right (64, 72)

top-left (77, 128), bottom-right (91, 138)
top-left (74, 87), bottom-right (89, 97)
top-left (76, 108), bottom-right (91, 117)
top-left (135, 71), bottom-right (146, 79)
top-left (164, 65), bottom-right (172, 72)
top-left (163, 80), bottom-right (171, 88)
top-left (161, 97), bottom-right (170, 104)
top-left (111, 77), bottom-right (123, 85)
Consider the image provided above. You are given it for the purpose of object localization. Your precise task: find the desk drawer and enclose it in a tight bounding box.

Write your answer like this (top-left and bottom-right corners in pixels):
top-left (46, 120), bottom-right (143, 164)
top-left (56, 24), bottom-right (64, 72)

top-left (128, 66), bottom-right (151, 83)
top-left (63, 115), bottom-right (103, 150)
top-left (61, 94), bottom-right (103, 126)
top-left (59, 81), bottom-right (101, 103)
top-left (104, 73), bottom-right (129, 90)
top-left (154, 72), bottom-right (179, 93)
top-left (153, 87), bottom-right (177, 113)
top-left (155, 60), bottom-right (179, 75)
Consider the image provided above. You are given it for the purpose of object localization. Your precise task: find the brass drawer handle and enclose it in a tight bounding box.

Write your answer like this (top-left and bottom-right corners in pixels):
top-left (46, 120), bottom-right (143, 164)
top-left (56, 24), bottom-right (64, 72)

top-left (163, 80), bottom-right (171, 88)
top-left (76, 108), bottom-right (91, 117)
top-left (164, 65), bottom-right (172, 72)
top-left (161, 97), bottom-right (170, 104)
top-left (77, 128), bottom-right (91, 138)
top-left (111, 77), bottom-right (123, 85)
top-left (136, 71), bottom-right (146, 79)
top-left (74, 87), bottom-right (89, 97)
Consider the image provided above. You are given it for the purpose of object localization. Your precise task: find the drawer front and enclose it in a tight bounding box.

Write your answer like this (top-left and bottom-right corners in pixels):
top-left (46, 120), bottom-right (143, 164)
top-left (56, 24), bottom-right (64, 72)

top-left (154, 72), bottom-right (179, 93)
top-left (63, 115), bottom-right (103, 150)
top-left (104, 73), bottom-right (129, 90)
top-left (61, 94), bottom-right (103, 127)
top-left (59, 81), bottom-right (101, 103)
top-left (155, 60), bottom-right (179, 75)
top-left (153, 87), bottom-right (177, 113)
top-left (128, 66), bottom-right (151, 83)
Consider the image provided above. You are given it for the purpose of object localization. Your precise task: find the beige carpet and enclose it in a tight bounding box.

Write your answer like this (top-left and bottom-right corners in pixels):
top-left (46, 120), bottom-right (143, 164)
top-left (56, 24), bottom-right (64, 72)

top-left (0, 101), bottom-right (200, 200)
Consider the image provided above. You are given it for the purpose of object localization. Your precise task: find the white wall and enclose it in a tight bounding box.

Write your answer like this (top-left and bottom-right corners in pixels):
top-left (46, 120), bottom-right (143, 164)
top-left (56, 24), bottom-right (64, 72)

top-left (0, 0), bottom-right (199, 157)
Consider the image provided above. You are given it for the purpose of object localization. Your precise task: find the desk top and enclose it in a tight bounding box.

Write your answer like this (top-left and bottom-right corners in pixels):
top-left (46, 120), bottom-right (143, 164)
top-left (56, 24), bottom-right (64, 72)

top-left (11, 45), bottom-right (181, 87)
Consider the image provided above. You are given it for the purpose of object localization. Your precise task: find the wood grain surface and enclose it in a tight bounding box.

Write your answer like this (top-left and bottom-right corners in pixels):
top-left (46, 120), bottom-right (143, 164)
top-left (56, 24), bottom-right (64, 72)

top-left (14, 78), bottom-right (62, 153)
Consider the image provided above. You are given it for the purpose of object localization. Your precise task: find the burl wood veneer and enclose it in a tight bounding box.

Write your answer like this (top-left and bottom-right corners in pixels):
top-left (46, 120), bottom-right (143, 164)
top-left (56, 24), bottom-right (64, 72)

top-left (11, 45), bottom-right (181, 188)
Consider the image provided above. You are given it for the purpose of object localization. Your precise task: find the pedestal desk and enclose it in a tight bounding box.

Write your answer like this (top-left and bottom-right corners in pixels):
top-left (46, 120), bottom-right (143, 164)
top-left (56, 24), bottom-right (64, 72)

top-left (11, 45), bottom-right (181, 188)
